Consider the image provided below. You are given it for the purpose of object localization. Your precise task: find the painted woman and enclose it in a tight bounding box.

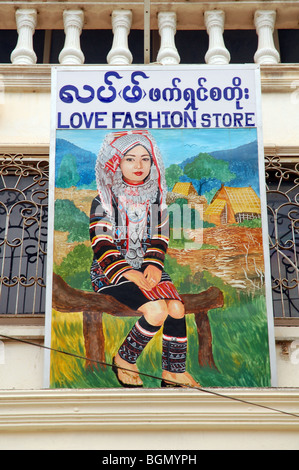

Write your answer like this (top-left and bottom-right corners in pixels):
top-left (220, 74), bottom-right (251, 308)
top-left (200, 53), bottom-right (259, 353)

top-left (89, 130), bottom-right (199, 388)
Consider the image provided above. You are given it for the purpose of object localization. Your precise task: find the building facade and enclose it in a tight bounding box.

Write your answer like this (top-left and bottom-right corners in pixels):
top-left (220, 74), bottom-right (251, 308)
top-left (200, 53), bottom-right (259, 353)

top-left (0, 0), bottom-right (298, 449)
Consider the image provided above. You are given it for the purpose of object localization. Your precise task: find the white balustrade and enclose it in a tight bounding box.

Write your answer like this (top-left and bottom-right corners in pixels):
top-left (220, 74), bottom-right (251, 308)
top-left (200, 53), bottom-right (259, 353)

top-left (156, 12), bottom-right (180, 65)
top-left (10, 9), bottom-right (37, 65)
top-left (254, 10), bottom-right (280, 65)
top-left (204, 10), bottom-right (230, 65)
top-left (107, 10), bottom-right (133, 65)
top-left (59, 10), bottom-right (85, 65)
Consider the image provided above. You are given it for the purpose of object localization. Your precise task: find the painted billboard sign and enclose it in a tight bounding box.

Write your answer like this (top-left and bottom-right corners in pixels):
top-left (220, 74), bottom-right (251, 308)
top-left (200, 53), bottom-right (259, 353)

top-left (44, 65), bottom-right (276, 389)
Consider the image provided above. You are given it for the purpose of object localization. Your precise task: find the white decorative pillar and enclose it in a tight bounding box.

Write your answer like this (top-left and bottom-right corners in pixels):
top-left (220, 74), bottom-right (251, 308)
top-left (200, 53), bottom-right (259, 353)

top-left (204, 10), bottom-right (230, 65)
top-left (254, 10), bottom-right (280, 65)
top-left (156, 12), bottom-right (180, 65)
top-left (107, 10), bottom-right (133, 65)
top-left (10, 9), bottom-right (37, 65)
top-left (59, 10), bottom-right (85, 65)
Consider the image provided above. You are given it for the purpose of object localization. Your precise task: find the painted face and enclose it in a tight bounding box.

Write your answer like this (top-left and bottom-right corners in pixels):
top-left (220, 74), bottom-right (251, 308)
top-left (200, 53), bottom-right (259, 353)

top-left (120, 145), bottom-right (152, 184)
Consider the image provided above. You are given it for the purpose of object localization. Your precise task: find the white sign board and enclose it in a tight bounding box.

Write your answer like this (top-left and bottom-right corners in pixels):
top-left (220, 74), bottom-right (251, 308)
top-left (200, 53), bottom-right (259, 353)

top-left (44, 65), bottom-right (276, 389)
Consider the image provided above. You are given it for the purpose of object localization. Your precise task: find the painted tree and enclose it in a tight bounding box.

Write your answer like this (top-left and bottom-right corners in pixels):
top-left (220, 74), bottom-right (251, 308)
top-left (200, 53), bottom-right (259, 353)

top-left (184, 153), bottom-right (236, 195)
top-left (56, 153), bottom-right (80, 188)
top-left (165, 163), bottom-right (183, 190)
top-left (54, 199), bottom-right (89, 242)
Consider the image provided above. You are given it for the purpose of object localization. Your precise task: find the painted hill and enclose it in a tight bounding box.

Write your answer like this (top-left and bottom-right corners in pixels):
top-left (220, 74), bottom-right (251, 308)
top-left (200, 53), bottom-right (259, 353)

top-left (54, 138), bottom-right (260, 195)
top-left (55, 138), bottom-right (97, 189)
top-left (178, 140), bottom-right (260, 197)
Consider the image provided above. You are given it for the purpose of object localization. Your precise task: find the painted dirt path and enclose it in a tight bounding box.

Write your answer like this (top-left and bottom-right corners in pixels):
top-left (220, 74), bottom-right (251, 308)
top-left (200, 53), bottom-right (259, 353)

top-left (168, 225), bottom-right (266, 291)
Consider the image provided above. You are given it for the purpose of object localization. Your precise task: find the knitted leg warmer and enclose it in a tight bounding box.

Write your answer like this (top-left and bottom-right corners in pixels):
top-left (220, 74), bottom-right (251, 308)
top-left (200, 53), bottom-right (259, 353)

top-left (118, 316), bottom-right (161, 364)
top-left (162, 316), bottom-right (187, 373)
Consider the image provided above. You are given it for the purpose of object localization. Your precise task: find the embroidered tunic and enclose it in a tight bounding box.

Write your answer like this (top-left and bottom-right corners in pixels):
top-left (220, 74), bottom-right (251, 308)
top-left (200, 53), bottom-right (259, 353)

top-left (90, 130), bottom-right (182, 310)
top-left (90, 187), bottom-right (182, 309)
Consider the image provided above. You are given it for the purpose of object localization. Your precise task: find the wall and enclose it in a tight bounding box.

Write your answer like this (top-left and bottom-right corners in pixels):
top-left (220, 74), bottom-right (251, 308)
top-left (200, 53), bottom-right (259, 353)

top-left (0, 1), bottom-right (298, 446)
top-left (0, 68), bottom-right (298, 432)
top-left (0, 66), bottom-right (299, 389)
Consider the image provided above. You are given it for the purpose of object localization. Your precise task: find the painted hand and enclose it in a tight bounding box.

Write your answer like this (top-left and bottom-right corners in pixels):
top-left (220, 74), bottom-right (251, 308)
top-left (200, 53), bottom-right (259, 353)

top-left (122, 269), bottom-right (152, 291)
top-left (144, 265), bottom-right (162, 289)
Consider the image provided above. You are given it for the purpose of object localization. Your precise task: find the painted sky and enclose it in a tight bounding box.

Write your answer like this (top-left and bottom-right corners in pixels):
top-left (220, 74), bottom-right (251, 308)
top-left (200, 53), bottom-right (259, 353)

top-left (56, 127), bottom-right (258, 168)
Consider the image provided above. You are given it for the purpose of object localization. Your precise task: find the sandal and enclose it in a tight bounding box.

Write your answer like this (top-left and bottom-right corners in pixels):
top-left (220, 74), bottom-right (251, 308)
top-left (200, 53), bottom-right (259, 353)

top-left (112, 357), bottom-right (143, 388)
top-left (161, 371), bottom-right (201, 389)
top-left (161, 380), bottom-right (186, 388)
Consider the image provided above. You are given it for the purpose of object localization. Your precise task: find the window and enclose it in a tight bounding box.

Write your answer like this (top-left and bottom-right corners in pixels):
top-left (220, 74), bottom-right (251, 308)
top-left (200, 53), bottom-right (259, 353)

top-left (175, 30), bottom-right (209, 64)
top-left (223, 30), bottom-right (258, 64)
top-left (266, 156), bottom-right (299, 321)
top-left (0, 154), bottom-right (48, 314)
top-left (0, 31), bottom-right (18, 63)
top-left (278, 30), bottom-right (299, 64)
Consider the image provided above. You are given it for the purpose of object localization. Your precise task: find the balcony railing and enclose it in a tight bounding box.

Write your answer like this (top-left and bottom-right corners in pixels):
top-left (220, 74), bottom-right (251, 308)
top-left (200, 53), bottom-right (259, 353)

top-left (0, 4), bottom-right (298, 66)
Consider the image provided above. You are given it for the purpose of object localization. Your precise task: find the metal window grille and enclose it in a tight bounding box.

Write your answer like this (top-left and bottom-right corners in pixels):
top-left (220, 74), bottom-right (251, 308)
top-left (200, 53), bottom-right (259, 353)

top-left (0, 154), bottom-right (48, 314)
top-left (265, 156), bottom-right (299, 320)
top-left (0, 153), bottom-right (298, 321)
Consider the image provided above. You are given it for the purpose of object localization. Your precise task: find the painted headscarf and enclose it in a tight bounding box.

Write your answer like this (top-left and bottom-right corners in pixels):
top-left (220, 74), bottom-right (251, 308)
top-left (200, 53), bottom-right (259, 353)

top-left (95, 130), bottom-right (167, 215)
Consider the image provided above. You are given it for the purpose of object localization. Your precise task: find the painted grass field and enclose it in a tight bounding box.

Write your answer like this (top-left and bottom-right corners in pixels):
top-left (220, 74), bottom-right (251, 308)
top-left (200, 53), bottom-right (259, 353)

top-left (49, 278), bottom-right (271, 389)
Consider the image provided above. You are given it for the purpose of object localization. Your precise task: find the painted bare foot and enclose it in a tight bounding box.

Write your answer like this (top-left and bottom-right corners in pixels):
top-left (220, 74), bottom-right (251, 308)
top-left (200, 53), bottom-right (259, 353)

top-left (112, 353), bottom-right (143, 387)
top-left (161, 370), bottom-right (201, 388)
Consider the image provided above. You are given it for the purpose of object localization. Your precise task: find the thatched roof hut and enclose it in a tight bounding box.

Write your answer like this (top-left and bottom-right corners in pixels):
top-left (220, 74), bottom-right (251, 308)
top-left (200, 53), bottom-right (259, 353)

top-left (204, 186), bottom-right (261, 225)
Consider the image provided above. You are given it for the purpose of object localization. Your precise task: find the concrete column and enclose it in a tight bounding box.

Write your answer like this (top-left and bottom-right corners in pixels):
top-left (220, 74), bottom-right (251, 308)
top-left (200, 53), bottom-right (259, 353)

top-left (59, 10), bottom-right (85, 65)
top-left (204, 10), bottom-right (230, 65)
top-left (10, 9), bottom-right (37, 65)
top-left (156, 12), bottom-right (180, 65)
top-left (107, 10), bottom-right (133, 65)
top-left (254, 10), bottom-right (280, 65)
